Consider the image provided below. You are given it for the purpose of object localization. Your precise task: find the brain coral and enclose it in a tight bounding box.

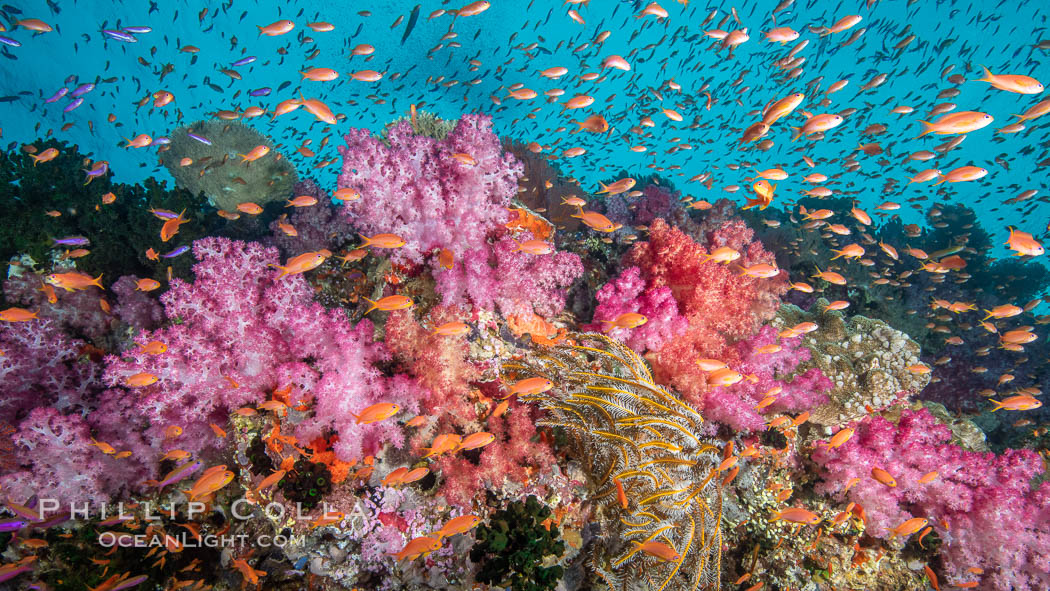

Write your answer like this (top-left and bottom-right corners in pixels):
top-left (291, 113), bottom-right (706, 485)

top-left (159, 120), bottom-right (297, 211)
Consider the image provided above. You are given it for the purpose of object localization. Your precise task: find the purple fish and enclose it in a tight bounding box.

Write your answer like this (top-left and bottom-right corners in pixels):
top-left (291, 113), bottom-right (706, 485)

top-left (154, 460), bottom-right (202, 488)
top-left (64, 97), bottom-right (84, 112)
top-left (111, 575), bottom-right (149, 591)
top-left (0, 560), bottom-right (33, 583)
top-left (35, 511), bottom-right (70, 529)
top-left (161, 246), bottom-right (190, 258)
top-left (152, 137), bottom-right (171, 146)
top-left (70, 83), bottom-right (95, 98)
top-left (53, 236), bottom-right (90, 246)
top-left (148, 208), bottom-right (179, 219)
top-left (249, 87), bottom-right (272, 97)
top-left (0, 517), bottom-right (29, 532)
top-left (102, 29), bottom-right (137, 42)
top-left (64, 74), bottom-right (77, 84)
top-left (122, 25), bottom-right (152, 34)
top-left (44, 87), bottom-right (68, 103)
top-left (186, 132), bottom-right (212, 145)
top-left (231, 55), bottom-right (257, 67)
top-left (0, 36), bottom-right (21, 47)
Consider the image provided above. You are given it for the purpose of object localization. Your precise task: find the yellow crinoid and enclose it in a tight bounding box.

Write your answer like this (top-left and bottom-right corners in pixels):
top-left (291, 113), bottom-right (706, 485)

top-left (503, 332), bottom-right (724, 591)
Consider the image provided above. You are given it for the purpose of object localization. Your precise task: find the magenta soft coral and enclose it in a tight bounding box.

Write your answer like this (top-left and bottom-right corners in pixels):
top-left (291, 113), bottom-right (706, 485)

top-left (337, 114), bottom-right (522, 264)
top-left (103, 237), bottom-right (427, 462)
top-left (0, 407), bottom-right (121, 505)
top-left (812, 408), bottom-right (1050, 591)
top-left (0, 318), bottom-right (98, 418)
top-left (624, 217), bottom-right (789, 409)
top-left (588, 265), bottom-right (687, 353)
top-left (432, 231), bottom-right (583, 318)
top-left (702, 324), bottom-right (831, 431)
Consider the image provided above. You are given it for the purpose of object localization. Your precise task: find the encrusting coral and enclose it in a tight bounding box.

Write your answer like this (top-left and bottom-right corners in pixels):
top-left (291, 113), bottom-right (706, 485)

top-left (775, 300), bottom-right (930, 427)
top-left (504, 332), bottom-right (724, 591)
top-left (159, 120), bottom-right (297, 211)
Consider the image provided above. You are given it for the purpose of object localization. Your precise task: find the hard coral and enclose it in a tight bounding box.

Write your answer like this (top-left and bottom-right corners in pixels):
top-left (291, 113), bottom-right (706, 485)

top-left (103, 237), bottom-right (427, 462)
top-left (159, 121), bottom-right (297, 211)
top-left (337, 114), bottom-right (522, 264)
top-left (626, 217), bottom-right (788, 409)
top-left (776, 301), bottom-right (929, 427)
top-left (812, 407), bottom-right (1050, 591)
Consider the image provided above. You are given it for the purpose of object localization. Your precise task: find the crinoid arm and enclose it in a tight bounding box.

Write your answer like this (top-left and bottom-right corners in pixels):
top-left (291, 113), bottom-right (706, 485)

top-left (503, 332), bottom-right (724, 591)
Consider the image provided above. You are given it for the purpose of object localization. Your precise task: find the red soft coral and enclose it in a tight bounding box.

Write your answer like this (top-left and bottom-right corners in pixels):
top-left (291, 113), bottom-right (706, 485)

top-left (433, 403), bottom-right (555, 508)
top-left (625, 217), bottom-right (789, 408)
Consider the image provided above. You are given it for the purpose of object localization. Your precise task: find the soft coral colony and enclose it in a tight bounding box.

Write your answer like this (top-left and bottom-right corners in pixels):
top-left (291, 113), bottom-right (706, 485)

top-left (0, 111), bottom-right (1047, 591)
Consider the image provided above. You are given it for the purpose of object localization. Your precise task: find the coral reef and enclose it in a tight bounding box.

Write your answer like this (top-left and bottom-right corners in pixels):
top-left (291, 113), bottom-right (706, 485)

top-left (776, 300), bottom-right (930, 427)
top-left (337, 114), bottom-right (522, 264)
top-left (159, 120), bottom-right (297, 211)
top-left (505, 333), bottom-right (724, 591)
top-left (103, 237), bottom-right (428, 462)
top-left (813, 407), bottom-right (1050, 591)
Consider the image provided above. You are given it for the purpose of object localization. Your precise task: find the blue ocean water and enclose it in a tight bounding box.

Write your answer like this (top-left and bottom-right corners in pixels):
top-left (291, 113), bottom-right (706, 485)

top-left (0, 0), bottom-right (1046, 264)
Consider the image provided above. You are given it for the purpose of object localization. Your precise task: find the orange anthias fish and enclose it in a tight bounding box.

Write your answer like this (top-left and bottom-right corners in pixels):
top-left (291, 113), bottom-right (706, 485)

top-left (743, 180), bottom-right (776, 210)
top-left (45, 271), bottom-right (104, 291)
top-left (770, 507), bottom-right (821, 525)
top-left (508, 376), bottom-right (554, 397)
top-left (989, 394), bottom-right (1042, 412)
top-left (433, 514), bottom-right (481, 539)
top-left (0, 307), bottom-right (38, 322)
top-left (456, 431), bottom-right (496, 452)
top-left (160, 210), bottom-right (190, 242)
top-left (362, 294), bottom-right (414, 313)
top-left (601, 312), bottom-right (648, 329)
top-left (270, 250), bottom-right (331, 278)
top-left (597, 177), bottom-right (636, 195)
top-left (423, 434), bottom-right (463, 458)
top-left (351, 402), bottom-right (401, 424)
top-left (389, 536), bottom-right (442, 561)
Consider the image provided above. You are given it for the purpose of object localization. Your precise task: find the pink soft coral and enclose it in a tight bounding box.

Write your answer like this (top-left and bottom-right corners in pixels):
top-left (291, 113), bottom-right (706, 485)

top-left (624, 217), bottom-right (789, 409)
top-left (103, 237), bottom-right (427, 462)
top-left (432, 232), bottom-right (583, 318)
top-left (0, 319), bottom-right (97, 418)
top-left (812, 408), bottom-right (1050, 591)
top-left (702, 325), bottom-right (831, 431)
top-left (0, 407), bottom-right (121, 505)
top-left (337, 114), bottom-right (522, 264)
top-left (588, 265), bottom-right (688, 353)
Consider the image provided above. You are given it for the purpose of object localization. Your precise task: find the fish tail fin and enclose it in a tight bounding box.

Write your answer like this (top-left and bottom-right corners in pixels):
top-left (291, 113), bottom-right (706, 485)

top-left (789, 126), bottom-right (803, 141)
top-left (268, 264), bottom-right (289, 279)
top-left (982, 310), bottom-right (994, 321)
top-left (830, 250), bottom-right (842, 260)
top-left (92, 273), bottom-right (104, 289)
top-left (915, 120), bottom-right (937, 138)
top-left (976, 65), bottom-right (993, 83)
top-left (362, 296), bottom-right (377, 314)
top-left (358, 233), bottom-right (372, 248)
top-left (990, 400), bottom-right (1003, 412)
top-left (932, 174), bottom-right (947, 186)
top-left (597, 181), bottom-right (608, 193)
